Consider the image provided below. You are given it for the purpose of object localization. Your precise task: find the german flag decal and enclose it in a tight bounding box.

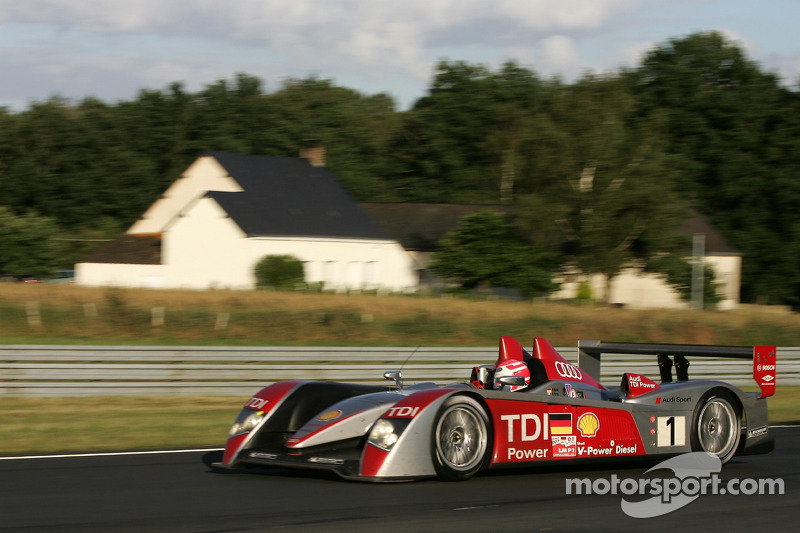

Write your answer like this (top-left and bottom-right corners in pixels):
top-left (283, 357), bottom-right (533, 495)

top-left (549, 412), bottom-right (572, 435)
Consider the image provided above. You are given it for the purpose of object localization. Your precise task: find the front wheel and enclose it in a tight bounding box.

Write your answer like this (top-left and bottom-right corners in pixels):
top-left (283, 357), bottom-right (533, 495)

top-left (431, 396), bottom-right (490, 481)
top-left (690, 390), bottom-right (741, 465)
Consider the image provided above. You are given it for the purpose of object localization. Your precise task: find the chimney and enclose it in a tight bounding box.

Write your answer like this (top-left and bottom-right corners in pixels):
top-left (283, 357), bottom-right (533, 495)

top-left (300, 139), bottom-right (326, 167)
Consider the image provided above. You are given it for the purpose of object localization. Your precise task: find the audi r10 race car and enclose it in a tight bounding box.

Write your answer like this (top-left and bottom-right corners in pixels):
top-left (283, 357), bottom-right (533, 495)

top-left (214, 336), bottom-right (776, 481)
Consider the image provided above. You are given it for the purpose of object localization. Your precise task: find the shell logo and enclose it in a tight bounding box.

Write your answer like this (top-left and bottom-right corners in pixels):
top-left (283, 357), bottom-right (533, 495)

top-left (577, 412), bottom-right (600, 437)
top-left (318, 409), bottom-right (342, 421)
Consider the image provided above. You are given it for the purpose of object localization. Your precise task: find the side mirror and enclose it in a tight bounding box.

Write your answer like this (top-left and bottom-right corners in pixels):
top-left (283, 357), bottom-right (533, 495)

top-left (384, 370), bottom-right (403, 389)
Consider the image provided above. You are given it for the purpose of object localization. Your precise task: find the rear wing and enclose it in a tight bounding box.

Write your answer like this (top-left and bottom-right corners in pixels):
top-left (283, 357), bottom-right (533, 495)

top-left (577, 341), bottom-right (776, 398)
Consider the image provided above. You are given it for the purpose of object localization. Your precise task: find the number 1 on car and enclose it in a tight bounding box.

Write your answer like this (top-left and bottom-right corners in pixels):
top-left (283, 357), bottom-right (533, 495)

top-left (657, 415), bottom-right (686, 447)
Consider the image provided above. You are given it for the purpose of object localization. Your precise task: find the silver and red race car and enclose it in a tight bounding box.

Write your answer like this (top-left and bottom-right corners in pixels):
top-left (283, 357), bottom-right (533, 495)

top-left (215, 336), bottom-right (776, 481)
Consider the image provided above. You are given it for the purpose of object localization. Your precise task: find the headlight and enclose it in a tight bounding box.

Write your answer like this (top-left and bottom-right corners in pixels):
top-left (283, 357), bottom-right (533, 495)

top-left (367, 418), bottom-right (410, 451)
top-left (228, 409), bottom-right (266, 438)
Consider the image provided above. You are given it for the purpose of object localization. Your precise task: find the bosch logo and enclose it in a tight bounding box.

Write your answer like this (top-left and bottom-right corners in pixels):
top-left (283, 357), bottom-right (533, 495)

top-left (555, 361), bottom-right (583, 380)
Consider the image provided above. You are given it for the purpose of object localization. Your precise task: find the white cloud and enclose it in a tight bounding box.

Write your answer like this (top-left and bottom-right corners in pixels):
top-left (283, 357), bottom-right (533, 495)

top-left (139, 59), bottom-right (222, 89)
top-left (496, 0), bottom-right (639, 31)
top-left (0, 1), bottom-right (639, 58)
top-left (0, 0), bottom-right (797, 111)
top-left (0, 0), bottom-right (644, 103)
top-left (716, 27), bottom-right (754, 54)
top-left (538, 35), bottom-right (582, 75)
top-left (618, 40), bottom-right (657, 70)
top-left (763, 51), bottom-right (800, 86)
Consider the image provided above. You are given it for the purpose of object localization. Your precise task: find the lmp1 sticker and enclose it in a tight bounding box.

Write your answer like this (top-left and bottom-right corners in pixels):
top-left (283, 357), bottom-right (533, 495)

top-left (657, 416), bottom-right (686, 447)
top-left (552, 435), bottom-right (577, 458)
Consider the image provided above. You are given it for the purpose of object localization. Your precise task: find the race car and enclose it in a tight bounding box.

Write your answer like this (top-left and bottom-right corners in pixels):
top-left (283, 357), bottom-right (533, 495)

top-left (214, 336), bottom-right (776, 481)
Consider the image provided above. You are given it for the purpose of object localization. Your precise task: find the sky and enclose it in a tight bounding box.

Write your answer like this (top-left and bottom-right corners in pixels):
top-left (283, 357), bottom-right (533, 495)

top-left (1, 0), bottom-right (799, 112)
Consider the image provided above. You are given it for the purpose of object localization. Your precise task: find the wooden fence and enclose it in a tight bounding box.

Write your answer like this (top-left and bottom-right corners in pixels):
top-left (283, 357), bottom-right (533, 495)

top-left (1, 345), bottom-right (798, 397)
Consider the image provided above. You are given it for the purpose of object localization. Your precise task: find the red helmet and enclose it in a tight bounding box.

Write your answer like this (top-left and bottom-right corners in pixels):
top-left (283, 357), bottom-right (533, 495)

top-left (493, 360), bottom-right (530, 392)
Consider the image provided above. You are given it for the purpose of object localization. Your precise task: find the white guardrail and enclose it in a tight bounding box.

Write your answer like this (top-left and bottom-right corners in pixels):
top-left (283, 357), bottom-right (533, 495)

top-left (1, 345), bottom-right (798, 397)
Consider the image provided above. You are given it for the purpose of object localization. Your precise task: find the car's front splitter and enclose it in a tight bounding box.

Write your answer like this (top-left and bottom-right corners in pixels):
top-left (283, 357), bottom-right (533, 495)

top-left (216, 447), bottom-right (428, 482)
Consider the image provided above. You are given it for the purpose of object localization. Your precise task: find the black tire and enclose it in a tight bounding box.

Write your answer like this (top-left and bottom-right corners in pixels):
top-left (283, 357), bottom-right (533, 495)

top-left (431, 395), bottom-right (491, 481)
top-left (690, 389), bottom-right (741, 465)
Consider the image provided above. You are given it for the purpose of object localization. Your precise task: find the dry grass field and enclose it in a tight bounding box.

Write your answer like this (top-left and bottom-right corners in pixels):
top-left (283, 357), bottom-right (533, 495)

top-left (1, 283), bottom-right (799, 346)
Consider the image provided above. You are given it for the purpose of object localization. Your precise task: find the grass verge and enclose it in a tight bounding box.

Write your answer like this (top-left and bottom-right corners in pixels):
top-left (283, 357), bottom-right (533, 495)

top-left (0, 396), bottom-right (244, 455)
top-left (1, 389), bottom-right (798, 456)
top-left (2, 284), bottom-right (800, 346)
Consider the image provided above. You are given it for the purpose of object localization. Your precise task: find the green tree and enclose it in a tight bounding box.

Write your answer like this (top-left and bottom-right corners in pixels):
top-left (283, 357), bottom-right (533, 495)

top-left (0, 96), bottom-right (159, 229)
top-left (389, 61), bottom-right (510, 202)
top-left (633, 31), bottom-right (800, 304)
top-left (429, 210), bottom-right (557, 296)
top-left (388, 60), bottom-right (552, 203)
top-left (267, 76), bottom-right (400, 201)
top-left (648, 253), bottom-right (721, 307)
top-left (516, 74), bottom-right (685, 303)
top-left (484, 62), bottom-right (548, 201)
top-left (0, 207), bottom-right (60, 278)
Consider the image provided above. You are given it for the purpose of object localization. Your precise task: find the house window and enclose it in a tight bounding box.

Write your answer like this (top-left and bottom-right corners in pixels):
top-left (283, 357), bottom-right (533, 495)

top-left (346, 261), bottom-right (361, 289)
top-left (323, 261), bottom-right (338, 288)
top-left (364, 262), bottom-right (378, 290)
top-left (303, 261), bottom-right (316, 282)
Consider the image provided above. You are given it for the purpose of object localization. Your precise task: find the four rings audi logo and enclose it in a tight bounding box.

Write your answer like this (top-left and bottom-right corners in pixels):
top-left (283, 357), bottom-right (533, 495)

top-left (555, 361), bottom-right (583, 379)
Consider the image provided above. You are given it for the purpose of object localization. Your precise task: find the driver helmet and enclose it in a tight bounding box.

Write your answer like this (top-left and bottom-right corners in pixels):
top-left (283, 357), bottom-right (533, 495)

top-left (493, 360), bottom-right (530, 392)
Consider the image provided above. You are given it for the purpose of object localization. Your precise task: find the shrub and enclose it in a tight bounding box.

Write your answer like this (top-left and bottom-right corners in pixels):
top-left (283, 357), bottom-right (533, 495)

top-left (576, 280), bottom-right (593, 302)
top-left (254, 255), bottom-right (305, 290)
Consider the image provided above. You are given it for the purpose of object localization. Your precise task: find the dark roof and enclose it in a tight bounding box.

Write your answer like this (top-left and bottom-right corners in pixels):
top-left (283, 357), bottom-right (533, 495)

top-left (81, 234), bottom-right (162, 264)
top-left (678, 211), bottom-right (740, 255)
top-left (206, 151), bottom-right (388, 240)
top-left (359, 203), bottom-right (512, 251)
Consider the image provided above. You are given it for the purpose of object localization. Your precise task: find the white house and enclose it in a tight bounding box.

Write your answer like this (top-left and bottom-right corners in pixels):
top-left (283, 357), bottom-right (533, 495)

top-left (76, 151), bottom-right (417, 292)
top-left (76, 150), bottom-right (741, 308)
top-left (549, 213), bottom-right (742, 310)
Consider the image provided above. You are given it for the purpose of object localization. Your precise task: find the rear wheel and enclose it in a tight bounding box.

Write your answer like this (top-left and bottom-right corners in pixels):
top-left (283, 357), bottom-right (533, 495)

top-left (690, 390), bottom-right (741, 464)
top-left (431, 396), bottom-right (490, 481)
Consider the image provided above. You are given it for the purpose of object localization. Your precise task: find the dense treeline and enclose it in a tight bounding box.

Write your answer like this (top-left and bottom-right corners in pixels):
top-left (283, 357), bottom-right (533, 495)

top-left (1, 32), bottom-right (798, 305)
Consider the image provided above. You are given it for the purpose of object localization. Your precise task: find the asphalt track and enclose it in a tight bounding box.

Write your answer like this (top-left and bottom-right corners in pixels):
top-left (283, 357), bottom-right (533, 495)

top-left (0, 427), bottom-right (797, 533)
